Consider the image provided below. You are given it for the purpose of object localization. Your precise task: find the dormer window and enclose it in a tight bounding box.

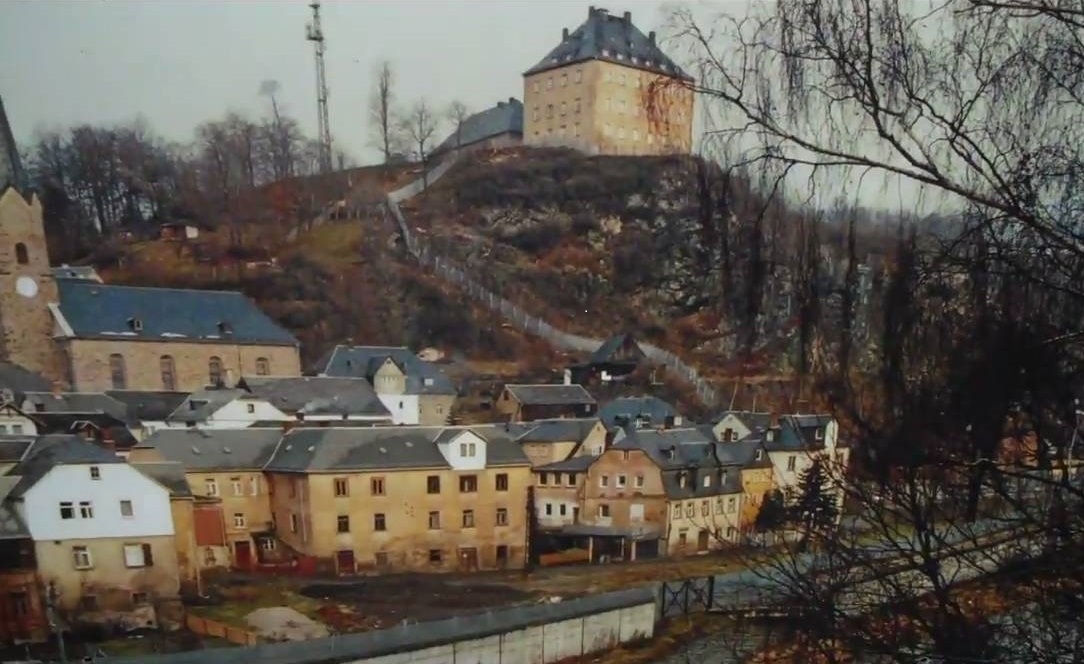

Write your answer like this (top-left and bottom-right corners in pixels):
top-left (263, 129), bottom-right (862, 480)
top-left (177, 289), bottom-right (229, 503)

top-left (217, 321), bottom-right (233, 335)
top-left (127, 318), bottom-right (143, 332)
top-left (678, 472), bottom-right (688, 488)
top-left (766, 430), bottom-right (775, 442)
top-left (755, 449), bottom-right (764, 461)
top-left (666, 448), bottom-right (675, 460)
top-left (815, 428), bottom-right (824, 441)
top-left (616, 53), bottom-right (625, 60)
top-left (602, 48), bottom-right (610, 57)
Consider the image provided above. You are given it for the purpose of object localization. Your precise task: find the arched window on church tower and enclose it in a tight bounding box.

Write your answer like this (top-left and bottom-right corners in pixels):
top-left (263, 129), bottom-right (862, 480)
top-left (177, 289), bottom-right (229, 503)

top-left (109, 354), bottom-right (127, 390)
top-left (14, 243), bottom-right (28, 265)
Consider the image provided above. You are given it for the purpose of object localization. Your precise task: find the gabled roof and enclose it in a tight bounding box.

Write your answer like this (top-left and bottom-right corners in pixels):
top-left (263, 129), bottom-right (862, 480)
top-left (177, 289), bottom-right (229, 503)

top-left (518, 418), bottom-right (600, 444)
top-left (8, 435), bottom-right (123, 497)
top-left (0, 362), bottom-right (50, 397)
top-left (713, 411), bottom-right (773, 438)
top-left (106, 390), bottom-right (191, 423)
top-left (433, 98), bottom-right (523, 155)
top-left (20, 392), bottom-right (129, 420)
top-left (131, 461), bottom-right (193, 498)
top-left (611, 427), bottom-right (713, 469)
top-left (265, 426), bottom-right (529, 472)
top-left (167, 388), bottom-right (248, 423)
top-left (239, 376), bottom-right (390, 419)
top-left (504, 384), bottom-right (596, 406)
top-left (524, 6), bottom-right (693, 81)
top-left (535, 454), bottom-right (597, 473)
top-left (54, 279), bottom-right (298, 346)
top-left (770, 414), bottom-right (834, 452)
top-left (588, 334), bottom-right (644, 364)
top-left (315, 346), bottom-right (456, 395)
top-left (0, 96), bottom-right (26, 196)
top-left (31, 412), bottom-right (139, 450)
top-left (140, 428), bottom-right (283, 471)
top-left (599, 396), bottom-right (677, 429)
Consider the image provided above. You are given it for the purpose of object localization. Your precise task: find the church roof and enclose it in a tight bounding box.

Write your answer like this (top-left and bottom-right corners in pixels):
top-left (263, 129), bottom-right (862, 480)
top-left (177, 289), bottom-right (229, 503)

top-left (53, 279), bottom-right (298, 346)
top-left (0, 96), bottom-right (28, 196)
top-left (433, 99), bottom-right (524, 155)
top-left (524, 7), bottom-right (692, 81)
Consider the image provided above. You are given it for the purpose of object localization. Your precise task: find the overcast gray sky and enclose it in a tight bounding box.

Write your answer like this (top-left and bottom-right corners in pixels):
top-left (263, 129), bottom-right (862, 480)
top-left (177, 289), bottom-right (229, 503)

top-left (0, 0), bottom-right (727, 163)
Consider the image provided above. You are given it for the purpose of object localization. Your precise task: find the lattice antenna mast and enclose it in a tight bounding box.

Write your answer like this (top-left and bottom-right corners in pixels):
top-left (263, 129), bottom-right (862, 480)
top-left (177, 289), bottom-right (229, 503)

top-left (306, 1), bottom-right (332, 173)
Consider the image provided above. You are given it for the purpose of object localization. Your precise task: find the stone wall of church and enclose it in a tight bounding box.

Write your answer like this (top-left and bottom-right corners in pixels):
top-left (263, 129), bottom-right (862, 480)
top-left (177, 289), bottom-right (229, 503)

top-left (62, 338), bottom-right (301, 392)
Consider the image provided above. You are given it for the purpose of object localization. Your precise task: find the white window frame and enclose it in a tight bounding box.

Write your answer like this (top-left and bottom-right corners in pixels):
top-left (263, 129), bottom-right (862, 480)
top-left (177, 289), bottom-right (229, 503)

top-left (206, 478), bottom-right (218, 496)
top-left (616, 475), bottom-right (627, 488)
top-left (233, 513), bottom-right (246, 529)
top-left (120, 500), bottom-right (134, 518)
top-left (79, 501), bottom-right (94, 519)
top-left (73, 546), bottom-right (93, 570)
top-left (123, 543), bottom-right (146, 568)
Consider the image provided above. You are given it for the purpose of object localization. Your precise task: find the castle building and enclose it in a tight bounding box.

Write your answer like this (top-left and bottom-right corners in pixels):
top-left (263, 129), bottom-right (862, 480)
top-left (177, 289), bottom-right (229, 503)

top-left (0, 97), bottom-right (301, 391)
top-left (523, 6), bottom-right (695, 156)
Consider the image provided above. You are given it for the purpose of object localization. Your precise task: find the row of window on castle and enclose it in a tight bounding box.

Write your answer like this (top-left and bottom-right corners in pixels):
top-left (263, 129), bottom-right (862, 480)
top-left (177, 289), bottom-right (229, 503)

top-left (532, 61), bottom-right (675, 93)
top-left (533, 97), bottom-right (687, 123)
top-left (107, 354), bottom-right (271, 390)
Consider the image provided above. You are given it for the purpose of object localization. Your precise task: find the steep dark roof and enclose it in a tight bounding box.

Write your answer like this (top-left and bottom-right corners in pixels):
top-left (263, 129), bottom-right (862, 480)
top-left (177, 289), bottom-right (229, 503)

top-left (772, 414), bottom-right (834, 452)
top-left (20, 392), bottom-right (129, 420)
top-left (140, 428), bottom-right (283, 470)
top-left (588, 334), bottom-right (644, 364)
top-left (518, 418), bottom-right (599, 444)
top-left (661, 464), bottom-right (743, 500)
top-left (316, 346), bottom-right (456, 395)
top-left (54, 279), bottom-right (298, 346)
top-left (167, 388), bottom-right (248, 423)
top-left (611, 427), bottom-right (712, 469)
top-left (0, 437), bottom-right (34, 463)
top-left (433, 99), bottom-right (523, 155)
top-left (0, 96), bottom-right (26, 196)
top-left (132, 461), bottom-right (193, 498)
top-left (8, 435), bottom-right (123, 497)
top-left (504, 384), bottom-right (596, 406)
top-left (599, 396), bottom-right (677, 429)
top-left (0, 363), bottom-right (50, 397)
top-left (535, 454), bottom-right (597, 473)
top-left (31, 413), bottom-right (139, 450)
top-left (524, 6), bottom-right (693, 81)
top-left (240, 376), bottom-right (390, 419)
top-left (265, 426), bottom-right (529, 472)
top-left (714, 411), bottom-right (773, 438)
top-left (106, 390), bottom-right (191, 423)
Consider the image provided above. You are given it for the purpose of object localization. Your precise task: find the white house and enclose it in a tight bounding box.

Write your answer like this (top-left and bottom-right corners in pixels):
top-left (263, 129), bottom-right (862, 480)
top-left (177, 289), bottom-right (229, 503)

top-left (6, 435), bottom-right (181, 626)
top-left (0, 402), bottom-right (37, 436)
top-left (435, 429), bottom-right (487, 470)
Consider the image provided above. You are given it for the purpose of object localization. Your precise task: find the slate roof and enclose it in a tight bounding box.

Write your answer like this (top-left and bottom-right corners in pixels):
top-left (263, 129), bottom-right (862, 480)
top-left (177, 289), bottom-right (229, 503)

top-left (20, 392), bottom-right (129, 420)
top-left (588, 334), bottom-right (644, 364)
top-left (599, 396), bottom-right (677, 429)
top-left (525, 7), bottom-right (693, 81)
top-left (50, 265), bottom-right (101, 282)
top-left (31, 413), bottom-right (139, 450)
top-left (518, 418), bottom-right (599, 444)
top-left (0, 476), bottom-right (28, 540)
top-left (315, 346), bottom-right (456, 395)
top-left (0, 96), bottom-right (26, 196)
top-left (611, 427), bottom-right (713, 469)
top-left (167, 388), bottom-right (248, 423)
top-left (8, 435), bottom-right (123, 497)
top-left (535, 454), bottom-right (597, 473)
top-left (504, 384), bottom-right (596, 406)
top-left (712, 435), bottom-right (772, 468)
top-left (773, 414), bottom-right (834, 452)
top-left (54, 279), bottom-right (298, 346)
top-left (433, 98), bottom-right (523, 155)
top-left (714, 411), bottom-right (774, 438)
top-left (265, 426), bottom-right (529, 472)
top-left (0, 437), bottom-right (34, 463)
top-left (106, 390), bottom-right (191, 423)
top-left (140, 428), bottom-right (283, 471)
top-left (132, 461), bottom-right (193, 498)
top-left (0, 362), bottom-right (50, 397)
top-left (240, 377), bottom-right (391, 419)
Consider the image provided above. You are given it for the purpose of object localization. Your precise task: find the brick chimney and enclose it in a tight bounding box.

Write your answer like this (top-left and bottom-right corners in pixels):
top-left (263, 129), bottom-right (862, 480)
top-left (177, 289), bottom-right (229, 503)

top-left (623, 11), bottom-right (631, 23)
top-left (649, 31), bottom-right (656, 45)
top-left (563, 27), bottom-right (569, 40)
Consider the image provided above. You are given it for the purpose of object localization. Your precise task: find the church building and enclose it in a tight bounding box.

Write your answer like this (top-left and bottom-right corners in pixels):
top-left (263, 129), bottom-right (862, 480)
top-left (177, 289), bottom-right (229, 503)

top-left (0, 97), bottom-right (301, 391)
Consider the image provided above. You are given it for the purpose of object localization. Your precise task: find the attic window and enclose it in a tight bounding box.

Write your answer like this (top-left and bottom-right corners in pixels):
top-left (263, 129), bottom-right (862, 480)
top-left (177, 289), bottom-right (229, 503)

top-left (602, 48), bottom-right (610, 56)
top-left (89, 466), bottom-right (100, 480)
top-left (678, 471), bottom-right (688, 488)
top-left (815, 428), bottom-right (824, 440)
top-left (631, 56), bottom-right (639, 64)
top-left (423, 377), bottom-right (434, 387)
top-left (616, 53), bottom-right (625, 60)
top-left (217, 321), bottom-right (233, 335)
top-left (755, 449), bottom-right (764, 461)
top-left (766, 431), bottom-right (774, 442)
top-left (666, 448), bottom-right (675, 460)
top-left (128, 318), bottom-right (143, 332)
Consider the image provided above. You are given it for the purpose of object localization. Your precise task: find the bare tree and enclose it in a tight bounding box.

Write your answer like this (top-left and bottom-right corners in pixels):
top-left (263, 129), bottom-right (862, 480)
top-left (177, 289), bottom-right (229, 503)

top-left (446, 100), bottom-right (470, 151)
top-left (671, 1), bottom-right (1084, 660)
top-left (400, 99), bottom-right (441, 188)
top-left (368, 61), bottom-right (402, 165)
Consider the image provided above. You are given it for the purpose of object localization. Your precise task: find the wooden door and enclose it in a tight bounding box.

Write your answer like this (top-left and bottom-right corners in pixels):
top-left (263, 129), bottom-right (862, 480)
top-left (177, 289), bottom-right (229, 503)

top-left (233, 540), bottom-right (253, 571)
top-left (697, 530), bottom-right (710, 552)
top-left (458, 547), bottom-right (478, 572)
top-left (336, 550), bottom-right (356, 575)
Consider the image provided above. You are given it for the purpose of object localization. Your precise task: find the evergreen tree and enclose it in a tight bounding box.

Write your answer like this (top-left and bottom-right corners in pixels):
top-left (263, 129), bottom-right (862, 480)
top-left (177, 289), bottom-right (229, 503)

top-left (754, 489), bottom-right (788, 534)
top-left (789, 459), bottom-right (839, 550)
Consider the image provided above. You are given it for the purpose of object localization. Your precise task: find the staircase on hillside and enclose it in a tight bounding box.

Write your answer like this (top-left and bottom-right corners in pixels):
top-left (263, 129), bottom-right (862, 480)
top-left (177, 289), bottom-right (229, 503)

top-left (380, 154), bottom-right (722, 409)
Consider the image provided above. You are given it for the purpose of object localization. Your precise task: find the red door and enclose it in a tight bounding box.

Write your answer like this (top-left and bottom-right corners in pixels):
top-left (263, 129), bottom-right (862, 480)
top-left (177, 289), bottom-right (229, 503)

top-left (233, 541), bottom-right (253, 571)
top-left (336, 550), bottom-right (356, 575)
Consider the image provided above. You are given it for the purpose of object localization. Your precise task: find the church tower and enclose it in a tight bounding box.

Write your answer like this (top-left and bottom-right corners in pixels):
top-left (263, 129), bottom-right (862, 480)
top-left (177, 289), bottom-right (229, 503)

top-left (0, 96), bottom-right (66, 384)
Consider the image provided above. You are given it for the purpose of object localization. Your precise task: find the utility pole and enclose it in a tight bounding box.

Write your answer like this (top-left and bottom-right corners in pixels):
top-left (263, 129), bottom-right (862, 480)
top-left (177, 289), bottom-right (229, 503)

top-left (306, 1), bottom-right (333, 174)
top-left (45, 581), bottom-right (67, 663)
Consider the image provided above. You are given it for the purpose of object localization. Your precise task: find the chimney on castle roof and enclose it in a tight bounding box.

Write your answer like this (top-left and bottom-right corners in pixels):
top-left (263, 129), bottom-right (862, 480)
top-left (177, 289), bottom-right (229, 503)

top-left (649, 30), bottom-right (656, 45)
top-left (589, 5), bottom-right (595, 15)
top-left (509, 97), bottom-right (516, 104)
top-left (563, 27), bottom-right (569, 40)
top-left (624, 11), bottom-right (631, 23)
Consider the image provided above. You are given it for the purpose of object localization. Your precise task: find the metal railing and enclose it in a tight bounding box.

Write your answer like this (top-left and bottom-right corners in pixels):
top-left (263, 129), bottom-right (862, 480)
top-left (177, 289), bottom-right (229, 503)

top-left (383, 154), bottom-right (720, 408)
